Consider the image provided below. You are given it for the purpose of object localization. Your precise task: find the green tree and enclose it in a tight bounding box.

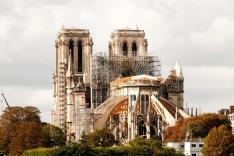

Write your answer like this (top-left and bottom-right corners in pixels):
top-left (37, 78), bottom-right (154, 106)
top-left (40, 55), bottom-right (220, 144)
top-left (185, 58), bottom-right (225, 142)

top-left (129, 137), bottom-right (184, 156)
top-left (129, 137), bottom-right (161, 148)
top-left (202, 125), bottom-right (234, 156)
top-left (41, 123), bottom-right (66, 147)
top-left (79, 132), bottom-right (89, 144)
top-left (0, 106), bottom-right (42, 155)
top-left (87, 128), bottom-right (115, 147)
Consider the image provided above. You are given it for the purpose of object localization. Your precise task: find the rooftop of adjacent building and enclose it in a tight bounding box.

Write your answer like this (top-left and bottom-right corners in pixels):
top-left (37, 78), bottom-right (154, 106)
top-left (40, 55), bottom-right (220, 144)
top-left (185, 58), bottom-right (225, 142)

top-left (218, 105), bottom-right (234, 115)
top-left (228, 112), bottom-right (234, 121)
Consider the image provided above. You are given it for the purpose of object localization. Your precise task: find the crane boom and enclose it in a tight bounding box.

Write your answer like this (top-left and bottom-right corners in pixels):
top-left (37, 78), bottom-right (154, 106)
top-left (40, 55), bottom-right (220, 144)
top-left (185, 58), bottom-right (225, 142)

top-left (1, 93), bottom-right (9, 108)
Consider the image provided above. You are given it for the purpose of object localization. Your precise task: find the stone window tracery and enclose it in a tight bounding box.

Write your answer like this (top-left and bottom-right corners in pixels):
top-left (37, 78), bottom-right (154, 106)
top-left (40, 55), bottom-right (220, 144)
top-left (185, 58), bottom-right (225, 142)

top-left (69, 40), bottom-right (74, 63)
top-left (132, 42), bottom-right (137, 56)
top-left (78, 40), bottom-right (83, 72)
top-left (122, 42), bottom-right (128, 56)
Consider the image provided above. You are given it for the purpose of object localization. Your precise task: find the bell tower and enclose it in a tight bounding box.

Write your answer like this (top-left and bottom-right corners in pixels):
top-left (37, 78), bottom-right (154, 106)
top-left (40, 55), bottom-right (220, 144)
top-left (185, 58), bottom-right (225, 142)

top-left (51, 27), bottom-right (93, 140)
top-left (108, 29), bottom-right (148, 57)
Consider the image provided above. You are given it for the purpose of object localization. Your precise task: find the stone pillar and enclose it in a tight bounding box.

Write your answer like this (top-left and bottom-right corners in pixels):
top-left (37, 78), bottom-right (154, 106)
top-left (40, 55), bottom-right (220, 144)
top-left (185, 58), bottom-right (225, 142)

top-left (84, 39), bottom-right (92, 83)
top-left (55, 44), bottom-right (58, 73)
top-left (146, 94), bottom-right (151, 139)
top-left (146, 112), bottom-right (150, 139)
top-left (61, 40), bottom-right (67, 63)
top-left (131, 113), bottom-right (135, 139)
top-left (128, 112), bottom-right (131, 141)
top-left (127, 89), bottom-right (131, 141)
top-left (66, 42), bottom-right (69, 65)
top-left (109, 115), bottom-right (112, 130)
top-left (73, 42), bottom-right (78, 73)
top-left (128, 41), bottom-right (131, 57)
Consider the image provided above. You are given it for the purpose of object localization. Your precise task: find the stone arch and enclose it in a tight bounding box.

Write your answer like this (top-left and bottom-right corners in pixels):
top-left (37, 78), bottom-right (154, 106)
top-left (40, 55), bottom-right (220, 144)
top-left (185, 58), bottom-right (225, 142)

top-left (132, 41), bottom-right (137, 56)
top-left (69, 40), bottom-right (74, 63)
top-left (122, 41), bottom-right (128, 56)
top-left (94, 96), bottom-right (128, 130)
top-left (77, 40), bottom-right (83, 73)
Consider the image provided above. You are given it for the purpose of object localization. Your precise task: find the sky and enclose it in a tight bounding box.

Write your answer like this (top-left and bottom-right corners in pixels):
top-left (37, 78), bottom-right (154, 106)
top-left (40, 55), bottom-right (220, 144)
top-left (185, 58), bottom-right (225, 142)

top-left (0, 0), bottom-right (234, 122)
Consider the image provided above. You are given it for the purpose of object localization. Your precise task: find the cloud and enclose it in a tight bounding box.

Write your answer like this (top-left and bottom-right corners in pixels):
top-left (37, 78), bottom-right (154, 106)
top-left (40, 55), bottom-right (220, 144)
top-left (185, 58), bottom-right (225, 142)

top-left (183, 66), bottom-right (234, 112)
top-left (0, 86), bottom-right (52, 122)
top-left (190, 17), bottom-right (234, 47)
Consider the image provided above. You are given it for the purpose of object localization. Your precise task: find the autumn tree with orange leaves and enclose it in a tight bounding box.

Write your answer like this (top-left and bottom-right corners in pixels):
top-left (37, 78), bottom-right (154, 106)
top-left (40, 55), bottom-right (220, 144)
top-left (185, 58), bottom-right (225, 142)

top-left (0, 106), bottom-right (65, 156)
top-left (202, 125), bottom-right (234, 156)
top-left (163, 113), bottom-right (231, 142)
top-left (0, 106), bottom-right (43, 155)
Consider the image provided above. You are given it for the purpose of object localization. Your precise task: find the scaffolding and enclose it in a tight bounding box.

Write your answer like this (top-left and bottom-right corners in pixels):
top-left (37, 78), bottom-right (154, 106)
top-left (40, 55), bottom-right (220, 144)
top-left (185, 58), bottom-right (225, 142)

top-left (91, 52), bottom-right (161, 108)
top-left (57, 62), bottom-right (67, 131)
top-left (75, 105), bottom-right (92, 140)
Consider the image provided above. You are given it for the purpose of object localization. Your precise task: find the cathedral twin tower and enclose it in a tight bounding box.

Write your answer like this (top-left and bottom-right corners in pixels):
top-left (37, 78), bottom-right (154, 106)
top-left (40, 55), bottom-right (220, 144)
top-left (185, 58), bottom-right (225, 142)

top-left (52, 29), bottom-right (92, 133)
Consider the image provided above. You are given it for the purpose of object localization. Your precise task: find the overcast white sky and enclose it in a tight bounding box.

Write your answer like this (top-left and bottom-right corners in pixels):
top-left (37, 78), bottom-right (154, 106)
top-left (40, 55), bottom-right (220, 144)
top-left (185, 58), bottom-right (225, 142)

top-left (0, 0), bottom-right (234, 122)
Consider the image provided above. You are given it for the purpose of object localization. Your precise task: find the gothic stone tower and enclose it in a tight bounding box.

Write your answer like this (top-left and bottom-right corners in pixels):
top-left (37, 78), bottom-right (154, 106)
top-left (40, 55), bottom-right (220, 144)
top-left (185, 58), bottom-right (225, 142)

top-left (51, 27), bottom-right (93, 140)
top-left (109, 29), bottom-right (148, 57)
top-left (162, 63), bottom-right (184, 109)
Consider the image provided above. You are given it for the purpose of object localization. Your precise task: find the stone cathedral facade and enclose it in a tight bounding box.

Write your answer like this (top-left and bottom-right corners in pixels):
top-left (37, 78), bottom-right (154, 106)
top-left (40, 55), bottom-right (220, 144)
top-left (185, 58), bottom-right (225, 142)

top-left (51, 27), bottom-right (188, 142)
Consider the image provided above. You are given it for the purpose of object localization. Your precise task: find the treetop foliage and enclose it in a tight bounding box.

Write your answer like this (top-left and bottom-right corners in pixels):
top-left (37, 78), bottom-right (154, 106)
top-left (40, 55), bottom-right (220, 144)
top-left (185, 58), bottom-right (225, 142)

top-left (0, 106), bottom-right (65, 156)
top-left (41, 123), bottom-right (66, 147)
top-left (0, 106), bottom-right (42, 155)
top-left (163, 113), bottom-right (231, 142)
top-left (23, 137), bottom-right (184, 156)
top-left (202, 125), bottom-right (234, 156)
top-left (83, 128), bottom-right (115, 147)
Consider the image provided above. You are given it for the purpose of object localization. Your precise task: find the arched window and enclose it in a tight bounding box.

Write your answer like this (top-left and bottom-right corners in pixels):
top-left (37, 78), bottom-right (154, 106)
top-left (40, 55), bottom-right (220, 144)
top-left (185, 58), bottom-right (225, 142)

top-left (122, 42), bottom-right (128, 56)
top-left (78, 41), bottom-right (83, 72)
top-left (132, 42), bottom-right (137, 56)
top-left (69, 40), bottom-right (74, 63)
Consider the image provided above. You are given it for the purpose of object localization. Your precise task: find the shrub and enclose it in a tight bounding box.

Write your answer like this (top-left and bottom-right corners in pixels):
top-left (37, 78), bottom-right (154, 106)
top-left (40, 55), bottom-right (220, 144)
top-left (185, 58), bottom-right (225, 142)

top-left (87, 128), bottom-right (115, 147)
top-left (23, 138), bottom-right (184, 156)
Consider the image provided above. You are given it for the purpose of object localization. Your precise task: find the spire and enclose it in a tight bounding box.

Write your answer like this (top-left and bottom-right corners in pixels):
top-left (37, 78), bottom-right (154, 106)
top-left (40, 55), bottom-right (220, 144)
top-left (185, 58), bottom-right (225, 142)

top-left (180, 66), bottom-right (183, 77)
top-left (61, 24), bottom-right (65, 33)
top-left (199, 106), bottom-right (201, 115)
top-left (185, 101), bottom-right (188, 113)
top-left (173, 61), bottom-right (182, 77)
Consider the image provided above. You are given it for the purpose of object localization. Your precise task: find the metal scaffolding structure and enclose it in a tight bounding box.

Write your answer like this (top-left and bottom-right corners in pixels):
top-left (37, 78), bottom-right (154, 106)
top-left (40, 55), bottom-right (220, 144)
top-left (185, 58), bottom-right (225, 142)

top-left (91, 52), bottom-right (161, 108)
top-left (75, 105), bottom-right (92, 140)
top-left (57, 62), bottom-right (67, 131)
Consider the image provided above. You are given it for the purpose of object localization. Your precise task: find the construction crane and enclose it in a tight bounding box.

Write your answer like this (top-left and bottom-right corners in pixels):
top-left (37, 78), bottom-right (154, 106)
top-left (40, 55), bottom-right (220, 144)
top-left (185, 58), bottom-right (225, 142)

top-left (1, 93), bottom-right (9, 108)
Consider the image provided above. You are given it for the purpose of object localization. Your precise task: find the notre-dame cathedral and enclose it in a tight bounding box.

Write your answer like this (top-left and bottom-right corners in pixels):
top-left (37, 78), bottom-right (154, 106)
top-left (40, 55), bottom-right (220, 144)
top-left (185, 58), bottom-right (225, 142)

top-left (51, 27), bottom-right (188, 142)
